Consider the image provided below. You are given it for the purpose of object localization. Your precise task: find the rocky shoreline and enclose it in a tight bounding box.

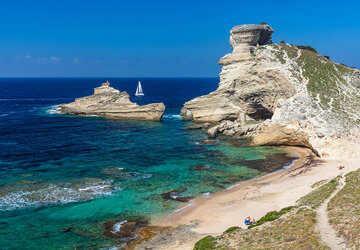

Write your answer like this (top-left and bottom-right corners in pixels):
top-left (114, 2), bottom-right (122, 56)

top-left (60, 81), bottom-right (165, 121)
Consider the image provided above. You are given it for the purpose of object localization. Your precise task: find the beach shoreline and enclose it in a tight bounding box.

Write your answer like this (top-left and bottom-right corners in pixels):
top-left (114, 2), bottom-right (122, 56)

top-left (154, 146), bottom-right (312, 229)
top-left (135, 146), bottom-right (360, 249)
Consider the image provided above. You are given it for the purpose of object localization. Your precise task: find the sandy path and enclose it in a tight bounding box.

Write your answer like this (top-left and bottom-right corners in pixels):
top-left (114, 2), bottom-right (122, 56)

top-left (316, 176), bottom-right (346, 249)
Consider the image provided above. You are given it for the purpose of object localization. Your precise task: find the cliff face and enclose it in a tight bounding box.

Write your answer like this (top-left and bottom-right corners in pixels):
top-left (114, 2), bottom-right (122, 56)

top-left (181, 24), bottom-right (360, 157)
top-left (60, 82), bottom-right (165, 121)
top-left (181, 24), bottom-right (296, 122)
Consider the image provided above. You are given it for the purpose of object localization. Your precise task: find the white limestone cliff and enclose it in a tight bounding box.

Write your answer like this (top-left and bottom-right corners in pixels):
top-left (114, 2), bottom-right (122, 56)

top-left (181, 24), bottom-right (360, 158)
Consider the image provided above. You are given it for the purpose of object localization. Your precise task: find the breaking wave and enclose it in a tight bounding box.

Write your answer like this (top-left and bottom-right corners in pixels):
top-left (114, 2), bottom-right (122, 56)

top-left (0, 180), bottom-right (120, 211)
top-left (111, 220), bottom-right (128, 234)
top-left (46, 105), bottom-right (62, 115)
top-left (162, 114), bottom-right (182, 120)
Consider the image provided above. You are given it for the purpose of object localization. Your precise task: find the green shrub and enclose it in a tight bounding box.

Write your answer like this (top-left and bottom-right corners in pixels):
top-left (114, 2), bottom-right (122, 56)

top-left (296, 45), bottom-right (318, 54)
top-left (224, 226), bottom-right (240, 233)
top-left (193, 236), bottom-right (216, 250)
top-left (248, 206), bottom-right (293, 229)
top-left (260, 22), bottom-right (268, 25)
top-left (329, 179), bottom-right (337, 184)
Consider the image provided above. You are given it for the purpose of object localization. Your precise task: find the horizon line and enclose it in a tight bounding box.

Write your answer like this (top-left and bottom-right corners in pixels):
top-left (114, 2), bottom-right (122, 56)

top-left (0, 76), bottom-right (220, 78)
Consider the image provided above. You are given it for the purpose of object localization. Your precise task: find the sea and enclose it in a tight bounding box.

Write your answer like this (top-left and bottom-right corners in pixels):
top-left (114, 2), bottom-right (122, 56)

top-left (0, 77), bottom-right (297, 249)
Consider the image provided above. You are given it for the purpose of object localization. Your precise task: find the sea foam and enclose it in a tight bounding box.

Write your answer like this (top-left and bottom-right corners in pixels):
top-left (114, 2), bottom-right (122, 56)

top-left (111, 220), bottom-right (128, 234)
top-left (46, 105), bottom-right (62, 115)
top-left (162, 114), bottom-right (182, 120)
top-left (0, 180), bottom-right (120, 211)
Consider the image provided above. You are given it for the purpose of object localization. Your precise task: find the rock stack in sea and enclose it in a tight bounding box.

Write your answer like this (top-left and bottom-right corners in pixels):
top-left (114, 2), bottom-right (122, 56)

top-left (60, 81), bottom-right (165, 121)
top-left (181, 23), bottom-right (360, 157)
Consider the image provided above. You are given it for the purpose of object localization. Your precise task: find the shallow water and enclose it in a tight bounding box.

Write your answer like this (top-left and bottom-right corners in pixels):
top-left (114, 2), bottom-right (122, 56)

top-left (0, 78), bottom-right (296, 248)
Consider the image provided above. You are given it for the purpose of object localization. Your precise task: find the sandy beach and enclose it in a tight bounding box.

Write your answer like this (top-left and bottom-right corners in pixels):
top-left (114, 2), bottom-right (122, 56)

top-left (136, 146), bottom-right (360, 249)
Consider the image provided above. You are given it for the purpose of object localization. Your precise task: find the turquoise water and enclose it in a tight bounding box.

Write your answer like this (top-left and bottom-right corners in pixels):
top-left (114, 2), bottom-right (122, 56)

top-left (0, 78), bottom-right (296, 249)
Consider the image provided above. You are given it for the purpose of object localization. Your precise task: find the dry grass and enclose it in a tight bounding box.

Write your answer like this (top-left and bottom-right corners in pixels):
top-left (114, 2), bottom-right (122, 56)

top-left (213, 208), bottom-right (328, 249)
top-left (310, 179), bottom-right (328, 189)
top-left (297, 179), bottom-right (339, 209)
top-left (328, 169), bottom-right (360, 249)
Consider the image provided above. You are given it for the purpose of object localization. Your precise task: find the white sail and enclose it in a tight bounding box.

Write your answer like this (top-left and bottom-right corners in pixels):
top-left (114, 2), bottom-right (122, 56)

top-left (135, 81), bottom-right (144, 96)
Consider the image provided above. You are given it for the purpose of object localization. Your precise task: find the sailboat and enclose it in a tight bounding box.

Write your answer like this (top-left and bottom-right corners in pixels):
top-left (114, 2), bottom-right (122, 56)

top-left (135, 81), bottom-right (144, 96)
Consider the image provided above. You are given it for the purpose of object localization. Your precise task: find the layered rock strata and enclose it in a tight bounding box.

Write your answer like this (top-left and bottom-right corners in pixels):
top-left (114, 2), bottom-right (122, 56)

top-left (180, 24), bottom-right (294, 123)
top-left (60, 82), bottom-right (165, 121)
top-left (181, 23), bottom-right (360, 157)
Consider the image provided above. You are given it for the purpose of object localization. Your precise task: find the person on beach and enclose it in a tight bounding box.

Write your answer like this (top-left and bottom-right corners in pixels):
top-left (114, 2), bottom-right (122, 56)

top-left (244, 217), bottom-right (251, 225)
top-left (251, 218), bottom-right (256, 225)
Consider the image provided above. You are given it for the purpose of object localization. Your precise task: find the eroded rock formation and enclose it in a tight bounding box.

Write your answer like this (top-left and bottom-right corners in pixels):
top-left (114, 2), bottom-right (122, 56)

top-left (181, 23), bottom-right (360, 157)
top-left (60, 82), bottom-right (165, 121)
top-left (181, 24), bottom-right (296, 123)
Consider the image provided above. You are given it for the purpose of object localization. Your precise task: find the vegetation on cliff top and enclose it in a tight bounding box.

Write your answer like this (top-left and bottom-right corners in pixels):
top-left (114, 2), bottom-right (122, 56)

top-left (296, 46), bottom-right (358, 113)
top-left (263, 42), bottom-right (360, 127)
top-left (296, 45), bottom-right (318, 54)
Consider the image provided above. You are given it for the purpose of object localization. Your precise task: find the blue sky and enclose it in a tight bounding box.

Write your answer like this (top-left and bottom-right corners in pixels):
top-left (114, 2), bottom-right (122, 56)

top-left (0, 0), bottom-right (359, 77)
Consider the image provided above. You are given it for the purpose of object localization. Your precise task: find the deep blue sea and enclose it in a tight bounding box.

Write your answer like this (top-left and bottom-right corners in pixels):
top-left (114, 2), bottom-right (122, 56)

top-left (0, 78), bottom-right (296, 249)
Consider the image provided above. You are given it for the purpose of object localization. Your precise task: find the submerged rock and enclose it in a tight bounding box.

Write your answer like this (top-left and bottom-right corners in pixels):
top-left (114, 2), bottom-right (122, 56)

top-left (184, 122), bottom-right (211, 130)
top-left (104, 218), bottom-right (170, 249)
top-left (198, 140), bottom-right (217, 145)
top-left (189, 165), bottom-right (212, 171)
top-left (60, 81), bottom-right (165, 121)
top-left (104, 220), bottom-right (139, 238)
top-left (228, 139), bottom-right (250, 147)
top-left (184, 124), bottom-right (203, 130)
top-left (240, 153), bottom-right (299, 173)
top-left (61, 227), bottom-right (72, 233)
top-left (19, 180), bottom-right (41, 185)
top-left (161, 189), bottom-right (193, 202)
top-left (101, 167), bottom-right (127, 177)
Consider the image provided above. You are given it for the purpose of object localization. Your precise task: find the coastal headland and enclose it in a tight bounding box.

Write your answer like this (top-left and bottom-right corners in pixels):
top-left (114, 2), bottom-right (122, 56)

top-left (181, 23), bottom-right (360, 158)
top-left (133, 23), bottom-right (360, 249)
